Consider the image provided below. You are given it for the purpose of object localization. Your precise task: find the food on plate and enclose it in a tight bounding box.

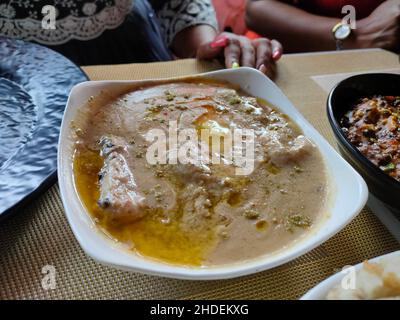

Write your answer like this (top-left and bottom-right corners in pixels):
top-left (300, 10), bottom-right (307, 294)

top-left (327, 254), bottom-right (400, 300)
top-left (72, 79), bottom-right (328, 266)
top-left (341, 95), bottom-right (400, 182)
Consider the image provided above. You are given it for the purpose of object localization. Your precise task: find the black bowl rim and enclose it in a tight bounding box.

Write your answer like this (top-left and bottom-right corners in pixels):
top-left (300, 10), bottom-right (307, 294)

top-left (327, 72), bottom-right (400, 190)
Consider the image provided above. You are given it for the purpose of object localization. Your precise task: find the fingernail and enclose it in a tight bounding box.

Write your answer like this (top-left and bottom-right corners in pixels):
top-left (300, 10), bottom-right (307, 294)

top-left (210, 35), bottom-right (229, 49)
top-left (231, 62), bottom-right (240, 69)
top-left (259, 64), bottom-right (267, 74)
top-left (272, 50), bottom-right (281, 60)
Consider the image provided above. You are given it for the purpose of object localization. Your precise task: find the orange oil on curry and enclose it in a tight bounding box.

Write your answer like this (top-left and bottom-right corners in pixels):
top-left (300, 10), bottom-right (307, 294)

top-left (73, 148), bottom-right (215, 266)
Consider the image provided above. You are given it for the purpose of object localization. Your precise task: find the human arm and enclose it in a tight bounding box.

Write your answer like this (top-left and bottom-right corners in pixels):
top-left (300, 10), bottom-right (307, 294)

top-left (154, 0), bottom-right (283, 77)
top-left (245, 0), bottom-right (400, 53)
top-left (246, 0), bottom-right (339, 52)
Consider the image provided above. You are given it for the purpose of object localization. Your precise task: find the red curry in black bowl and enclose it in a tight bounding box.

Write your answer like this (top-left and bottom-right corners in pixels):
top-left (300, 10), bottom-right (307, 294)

top-left (341, 95), bottom-right (400, 182)
top-left (327, 73), bottom-right (400, 213)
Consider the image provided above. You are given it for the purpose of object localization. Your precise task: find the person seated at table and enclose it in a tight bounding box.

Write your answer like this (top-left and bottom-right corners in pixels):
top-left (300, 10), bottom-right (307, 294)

top-left (0, 0), bottom-right (282, 77)
top-left (245, 0), bottom-right (400, 53)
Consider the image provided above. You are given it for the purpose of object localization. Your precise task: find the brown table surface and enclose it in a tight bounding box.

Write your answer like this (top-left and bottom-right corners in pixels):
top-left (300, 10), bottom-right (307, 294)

top-left (1, 49), bottom-right (399, 300)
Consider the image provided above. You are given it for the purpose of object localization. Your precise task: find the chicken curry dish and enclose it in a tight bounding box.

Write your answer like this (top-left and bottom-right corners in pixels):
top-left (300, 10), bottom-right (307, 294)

top-left (341, 95), bottom-right (400, 182)
top-left (72, 80), bottom-right (329, 266)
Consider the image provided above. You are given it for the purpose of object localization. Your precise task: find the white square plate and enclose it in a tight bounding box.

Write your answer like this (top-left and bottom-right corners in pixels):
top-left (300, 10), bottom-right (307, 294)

top-left (58, 67), bottom-right (368, 280)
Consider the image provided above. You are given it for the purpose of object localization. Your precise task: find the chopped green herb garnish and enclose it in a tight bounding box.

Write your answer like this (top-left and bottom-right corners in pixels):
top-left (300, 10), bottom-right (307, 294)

top-left (285, 214), bottom-right (312, 232)
top-left (293, 165), bottom-right (304, 173)
top-left (244, 209), bottom-right (260, 220)
top-left (228, 96), bottom-right (242, 105)
top-left (164, 90), bottom-right (176, 101)
top-left (381, 162), bottom-right (395, 172)
top-left (148, 104), bottom-right (164, 113)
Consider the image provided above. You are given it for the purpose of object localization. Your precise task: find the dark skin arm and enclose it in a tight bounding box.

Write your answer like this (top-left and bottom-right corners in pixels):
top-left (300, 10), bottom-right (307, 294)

top-left (246, 0), bottom-right (400, 53)
top-left (171, 24), bottom-right (217, 59)
top-left (246, 0), bottom-right (338, 52)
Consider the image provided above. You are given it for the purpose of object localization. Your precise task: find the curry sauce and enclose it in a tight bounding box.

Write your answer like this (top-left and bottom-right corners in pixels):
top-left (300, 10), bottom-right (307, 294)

top-left (72, 80), bottom-right (328, 266)
top-left (74, 149), bottom-right (216, 266)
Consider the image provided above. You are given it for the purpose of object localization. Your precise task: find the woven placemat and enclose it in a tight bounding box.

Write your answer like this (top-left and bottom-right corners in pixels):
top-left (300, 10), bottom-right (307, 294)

top-left (1, 50), bottom-right (399, 300)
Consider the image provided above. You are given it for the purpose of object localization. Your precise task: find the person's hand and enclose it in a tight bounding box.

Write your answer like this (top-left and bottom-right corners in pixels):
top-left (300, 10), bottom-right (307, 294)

top-left (196, 32), bottom-right (283, 78)
top-left (349, 0), bottom-right (400, 51)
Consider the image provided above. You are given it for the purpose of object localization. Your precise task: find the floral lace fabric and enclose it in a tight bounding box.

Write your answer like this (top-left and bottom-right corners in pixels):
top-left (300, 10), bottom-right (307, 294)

top-left (0, 0), bottom-right (217, 46)
top-left (155, 0), bottom-right (218, 46)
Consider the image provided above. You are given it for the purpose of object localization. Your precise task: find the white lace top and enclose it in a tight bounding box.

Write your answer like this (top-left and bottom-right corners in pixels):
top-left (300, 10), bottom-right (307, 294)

top-left (0, 0), bottom-right (218, 46)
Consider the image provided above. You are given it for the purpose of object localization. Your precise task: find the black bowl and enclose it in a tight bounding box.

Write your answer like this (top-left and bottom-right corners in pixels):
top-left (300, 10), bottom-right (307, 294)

top-left (327, 73), bottom-right (400, 212)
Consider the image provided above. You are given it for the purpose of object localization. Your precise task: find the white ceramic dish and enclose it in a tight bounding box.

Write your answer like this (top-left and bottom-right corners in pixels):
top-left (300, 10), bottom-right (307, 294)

top-left (58, 67), bottom-right (368, 280)
top-left (301, 250), bottom-right (400, 300)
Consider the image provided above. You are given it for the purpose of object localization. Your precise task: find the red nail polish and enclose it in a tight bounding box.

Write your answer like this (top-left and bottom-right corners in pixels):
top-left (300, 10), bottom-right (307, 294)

top-left (210, 36), bottom-right (229, 49)
top-left (272, 50), bottom-right (281, 60)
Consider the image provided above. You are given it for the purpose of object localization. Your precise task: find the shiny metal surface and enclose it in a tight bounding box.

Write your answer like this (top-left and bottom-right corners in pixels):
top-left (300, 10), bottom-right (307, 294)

top-left (0, 36), bottom-right (88, 219)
